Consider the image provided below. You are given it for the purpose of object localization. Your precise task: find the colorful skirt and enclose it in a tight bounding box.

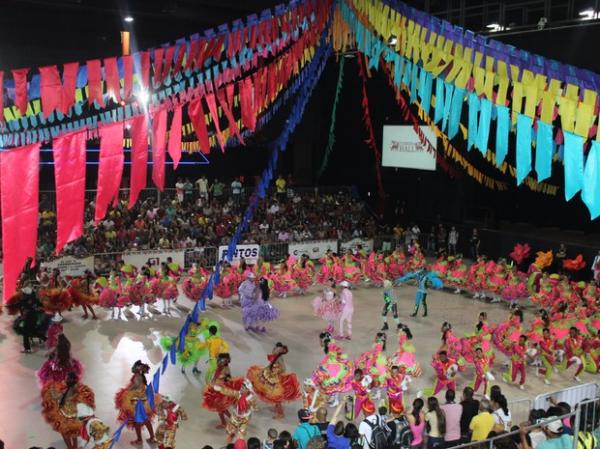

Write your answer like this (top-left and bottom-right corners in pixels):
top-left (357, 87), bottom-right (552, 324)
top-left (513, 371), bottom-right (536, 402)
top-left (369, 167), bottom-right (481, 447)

top-left (246, 366), bottom-right (301, 404)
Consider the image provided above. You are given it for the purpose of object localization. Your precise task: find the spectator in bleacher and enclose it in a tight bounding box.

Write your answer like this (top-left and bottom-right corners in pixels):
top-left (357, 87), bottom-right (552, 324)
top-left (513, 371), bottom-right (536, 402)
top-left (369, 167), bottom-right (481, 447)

top-left (231, 177), bottom-right (243, 208)
top-left (437, 224), bottom-right (447, 253)
top-left (524, 409), bottom-right (547, 449)
top-left (470, 228), bottom-right (481, 260)
top-left (195, 175), bottom-right (210, 201)
top-left (448, 227), bottom-right (459, 256)
top-left (184, 178), bottom-right (194, 205)
top-left (425, 396), bottom-right (446, 449)
top-left (293, 409), bottom-right (320, 449)
top-left (212, 178), bottom-right (225, 202)
top-left (276, 175), bottom-right (287, 202)
top-left (520, 417), bottom-right (572, 449)
top-left (175, 178), bottom-right (185, 202)
top-left (469, 399), bottom-right (495, 442)
top-left (441, 389), bottom-right (462, 448)
top-left (555, 243), bottom-right (567, 274)
top-left (491, 395), bottom-right (512, 432)
top-left (459, 387), bottom-right (479, 442)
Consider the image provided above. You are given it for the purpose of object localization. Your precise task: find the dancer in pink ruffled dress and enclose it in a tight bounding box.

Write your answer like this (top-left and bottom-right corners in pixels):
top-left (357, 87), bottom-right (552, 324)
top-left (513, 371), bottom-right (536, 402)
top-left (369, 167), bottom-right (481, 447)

top-left (312, 278), bottom-right (341, 334)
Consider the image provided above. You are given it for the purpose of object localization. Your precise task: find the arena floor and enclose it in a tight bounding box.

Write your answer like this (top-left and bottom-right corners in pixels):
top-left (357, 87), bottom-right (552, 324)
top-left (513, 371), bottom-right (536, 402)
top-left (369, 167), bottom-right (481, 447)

top-left (0, 284), bottom-right (591, 448)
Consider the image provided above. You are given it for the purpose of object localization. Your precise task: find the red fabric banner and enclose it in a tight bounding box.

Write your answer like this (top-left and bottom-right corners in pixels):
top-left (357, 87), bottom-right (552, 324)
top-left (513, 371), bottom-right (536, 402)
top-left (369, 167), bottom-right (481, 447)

top-left (53, 131), bottom-right (86, 255)
top-left (216, 85), bottom-right (244, 144)
top-left (186, 40), bottom-right (200, 71)
top-left (140, 51), bottom-right (150, 91)
top-left (162, 46), bottom-right (175, 81)
top-left (61, 62), bottom-right (79, 113)
top-left (168, 105), bottom-right (182, 169)
top-left (194, 40), bottom-right (210, 70)
top-left (239, 77), bottom-right (256, 131)
top-left (151, 108), bottom-right (167, 191)
top-left (0, 71), bottom-right (4, 123)
top-left (1, 142), bottom-right (40, 303)
top-left (94, 123), bottom-right (124, 223)
top-left (39, 65), bottom-right (62, 117)
top-left (86, 59), bottom-right (104, 107)
top-left (153, 47), bottom-right (164, 87)
top-left (12, 68), bottom-right (29, 115)
top-left (173, 43), bottom-right (186, 75)
top-left (129, 114), bottom-right (148, 208)
top-left (103, 57), bottom-right (121, 102)
top-left (205, 92), bottom-right (225, 150)
top-left (188, 97), bottom-right (210, 154)
top-left (122, 55), bottom-right (133, 99)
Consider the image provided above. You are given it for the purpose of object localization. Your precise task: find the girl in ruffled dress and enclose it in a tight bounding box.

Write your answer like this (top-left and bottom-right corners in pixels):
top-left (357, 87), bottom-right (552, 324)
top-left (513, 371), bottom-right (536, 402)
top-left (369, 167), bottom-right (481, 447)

top-left (37, 334), bottom-right (84, 386)
top-left (312, 278), bottom-right (341, 334)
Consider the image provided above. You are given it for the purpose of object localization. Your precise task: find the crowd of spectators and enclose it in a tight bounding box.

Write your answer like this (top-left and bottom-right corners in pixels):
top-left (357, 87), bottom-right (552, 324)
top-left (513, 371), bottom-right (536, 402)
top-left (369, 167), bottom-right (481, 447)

top-left (192, 385), bottom-right (599, 449)
top-left (30, 176), bottom-right (379, 260)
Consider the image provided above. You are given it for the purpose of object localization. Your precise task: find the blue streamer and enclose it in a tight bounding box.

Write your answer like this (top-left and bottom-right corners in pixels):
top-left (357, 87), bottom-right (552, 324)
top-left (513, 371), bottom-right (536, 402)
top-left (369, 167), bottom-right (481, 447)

top-left (535, 121), bottom-right (554, 182)
top-left (420, 71), bottom-right (433, 117)
top-left (161, 354), bottom-right (169, 374)
top-left (434, 77), bottom-right (445, 124)
top-left (516, 113), bottom-right (533, 185)
top-left (410, 64), bottom-right (419, 103)
top-left (563, 131), bottom-right (585, 201)
top-left (169, 342), bottom-right (177, 365)
top-left (134, 399), bottom-right (148, 424)
top-left (448, 87), bottom-right (465, 140)
top-left (441, 81), bottom-right (454, 133)
top-left (476, 97), bottom-right (492, 155)
top-left (152, 370), bottom-right (160, 393)
top-left (146, 383), bottom-right (155, 410)
top-left (582, 141), bottom-right (600, 219)
top-left (466, 92), bottom-right (479, 148)
top-left (495, 105), bottom-right (509, 166)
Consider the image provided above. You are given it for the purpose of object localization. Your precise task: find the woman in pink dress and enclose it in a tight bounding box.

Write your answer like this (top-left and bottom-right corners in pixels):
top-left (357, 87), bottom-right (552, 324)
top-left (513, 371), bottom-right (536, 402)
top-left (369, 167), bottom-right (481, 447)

top-left (388, 325), bottom-right (421, 377)
top-left (37, 334), bottom-right (84, 386)
top-left (312, 279), bottom-right (342, 333)
top-left (342, 250), bottom-right (363, 284)
top-left (272, 262), bottom-right (298, 298)
top-left (386, 248), bottom-right (407, 278)
top-left (292, 255), bottom-right (315, 294)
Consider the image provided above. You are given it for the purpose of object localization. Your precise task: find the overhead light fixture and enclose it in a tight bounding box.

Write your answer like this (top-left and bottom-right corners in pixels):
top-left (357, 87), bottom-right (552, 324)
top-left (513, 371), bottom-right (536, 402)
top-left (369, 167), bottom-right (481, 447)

top-left (388, 35), bottom-right (398, 45)
top-left (124, 15), bottom-right (134, 23)
top-left (486, 23), bottom-right (505, 32)
top-left (579, 8), bottom-right (599, 20)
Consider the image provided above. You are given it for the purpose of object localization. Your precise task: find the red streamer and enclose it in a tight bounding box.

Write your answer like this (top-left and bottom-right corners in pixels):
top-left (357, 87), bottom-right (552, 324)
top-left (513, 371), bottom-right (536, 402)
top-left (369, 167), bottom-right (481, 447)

top-left (122, 55), bottom-right (133, 100)
top-left (39, 65), bottom-right (62, 117)
top-left (62, 62), bottom-right (79, 113)
top-left (129, 114), bottom-right (148, 208)
top-left (0, 71), bottom-right (3, 123)
top-left (205, 91), bottom-right (225, 150)
top-left (53, 130), bottom-right (87, 255)
top-left (151, 108), bottom-right (167, 191)
top-left (86, 59), bottom-right (104, 107)
top-left (188, 97), bottom-right (210, 154)
top-left (140, 51), bottom-right (150, 91)
top-left (94, 122), bottom-right (124, 222)
top-left (239, 77), bottom-right (256, 131)
top-left (103, 57), bottom-right (121, 103)
top-left (12, 68), bottom-right (29, 115)
top-left (153, 47), bottom-right (165, 87)
top-left (1, 142), bottom-right (40, 303)
top-left (168, 105), bottom-right (183, 169)
top-left (217, 84), bottom-right (244, 144)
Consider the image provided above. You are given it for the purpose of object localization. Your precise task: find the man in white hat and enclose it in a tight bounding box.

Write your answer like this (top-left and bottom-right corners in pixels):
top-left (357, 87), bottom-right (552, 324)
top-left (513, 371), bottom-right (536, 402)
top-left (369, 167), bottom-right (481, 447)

top-left (520, 416), bottom-right (572, 449)
top-left (337, 281), bottom-right (353, 340)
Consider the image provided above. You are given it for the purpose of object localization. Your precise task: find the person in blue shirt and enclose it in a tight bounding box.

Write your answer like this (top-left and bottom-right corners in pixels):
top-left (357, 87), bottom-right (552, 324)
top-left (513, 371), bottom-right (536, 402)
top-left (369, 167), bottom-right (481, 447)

top-left (327, 402), bottom-right (350, 449)
top-left (293, 409), bottom-right (321, 449)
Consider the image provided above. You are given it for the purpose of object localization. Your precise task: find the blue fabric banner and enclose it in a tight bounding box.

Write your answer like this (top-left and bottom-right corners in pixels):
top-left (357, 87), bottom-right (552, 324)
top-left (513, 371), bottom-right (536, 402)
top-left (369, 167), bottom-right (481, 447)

top-left (516, 113), bottom-right (533, 185)
top-left (466, 92), bottom-right (479, 150)
top-left (582, 140), bottom-right (600, 219)
top-left (420, 70), bottom-right (433, 117)
top-left (434, 76), bottom-right (444, 124)
top-left (134, 399), bottom-right (148, 424)
top-left (495, 105), bottom-right (509, 166)
top-left (441, 82), bottom-right (454, 133)
top-left (535, 121), bottom-right (553, 182)
top-left (448, 87), bottom-right (465, 140)
top-left (476, 97), bottom-right (492, 155)
top-left (563, 131), bottom-right (585, 201)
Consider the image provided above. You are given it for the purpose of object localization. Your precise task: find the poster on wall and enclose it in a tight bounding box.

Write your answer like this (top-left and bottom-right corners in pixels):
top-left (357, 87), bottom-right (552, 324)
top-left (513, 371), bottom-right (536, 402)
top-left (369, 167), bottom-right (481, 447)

top-left (382, 125), bottom-right (437, 170)
top-left (288, 240), bottom-right (338, 259)
top-left (41, 256), bottom-right (95, 277)
top-left (218, 245), bottom-right (260, 264)
top-left (122, 249), bottom-right (186, 269)
top-left (339, 238), bottom-right (374, 253)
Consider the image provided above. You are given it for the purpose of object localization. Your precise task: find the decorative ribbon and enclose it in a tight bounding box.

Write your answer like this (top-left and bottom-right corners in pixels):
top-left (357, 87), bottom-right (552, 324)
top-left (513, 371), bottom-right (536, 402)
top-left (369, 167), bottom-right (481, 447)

top-left (317, 56), bottom-right (345, 177)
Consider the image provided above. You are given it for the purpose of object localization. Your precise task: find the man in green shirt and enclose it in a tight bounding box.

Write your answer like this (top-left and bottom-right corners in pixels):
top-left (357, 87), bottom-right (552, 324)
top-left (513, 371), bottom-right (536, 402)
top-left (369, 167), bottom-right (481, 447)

top-left (293, 409), bottom-right (320, 449)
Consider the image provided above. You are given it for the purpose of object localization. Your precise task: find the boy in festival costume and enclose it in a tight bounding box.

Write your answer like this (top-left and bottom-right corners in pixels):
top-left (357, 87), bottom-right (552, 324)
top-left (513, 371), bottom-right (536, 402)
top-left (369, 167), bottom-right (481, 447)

top-left (349, 369), bottom-right (375, 419)
top-left (561, 326), bottom-right (585, 382)
top-left (381, 280), bottom-right (399, 331)
top-left (212, 379), bottom-right (257, 443)
top-left (302, 378), bottom-right (326, 413)
top-left (41, 372), bottom-right (96, 449)
top-left (429, 350), bottom-right (459, 395)
top-left (155, 396), bottom-right (187, 449)
top-left (502, 334), bottom-right (528, 390)
top-left (472, 347), bottom-right (493, 398)
top-left (246, 342), bottom-right (301, 419)
top-left (386, 365), bottom-right (409, 417)
top-left (535, 327), bottom-right (556, 385)
top-left (312, 278), bottom-right (341, 334)
top-left (202, 353), bottom-right (245, 428)
top-left (205, 324), bottom-right (230, 383)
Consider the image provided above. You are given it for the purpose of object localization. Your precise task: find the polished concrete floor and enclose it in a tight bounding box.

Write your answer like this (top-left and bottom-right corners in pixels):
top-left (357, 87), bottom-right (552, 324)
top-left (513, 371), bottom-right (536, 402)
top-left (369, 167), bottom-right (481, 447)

top-left (0, 285), bottom-right (591, 448)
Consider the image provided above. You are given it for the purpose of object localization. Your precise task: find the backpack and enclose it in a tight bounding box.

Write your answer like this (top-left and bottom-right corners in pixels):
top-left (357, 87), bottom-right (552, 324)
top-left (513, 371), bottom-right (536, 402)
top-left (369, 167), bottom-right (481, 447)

top-left (390, 417), bottom-right (413, 449)
top-left (365, 416), bottom-right (391, 449)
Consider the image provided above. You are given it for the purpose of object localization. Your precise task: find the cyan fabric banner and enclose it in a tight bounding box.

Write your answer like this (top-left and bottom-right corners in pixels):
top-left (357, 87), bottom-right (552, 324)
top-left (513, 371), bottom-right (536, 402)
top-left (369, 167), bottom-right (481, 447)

top-left (441, 81), bottom-right (454, 133)
top-left (448, 87), bottom-right (465, 140)
top-left (476, 97), bottom-right (492, 155)
top-left (495, 104), bottom-right (509, 166)
top-left (516, 113), bottom-right (533, 185)
top-left (467, 92), bottom-right (479, 150)
top-left (434, 76), bottom-right (445, 124)
top-left (563, 131), bottom-right (585, 201)
top-left (420, 70), bottom-right (433, 117)
top-left (582, 140), bottom-right (600, 219)
top-left (535, 120), bottom-right (554, 182)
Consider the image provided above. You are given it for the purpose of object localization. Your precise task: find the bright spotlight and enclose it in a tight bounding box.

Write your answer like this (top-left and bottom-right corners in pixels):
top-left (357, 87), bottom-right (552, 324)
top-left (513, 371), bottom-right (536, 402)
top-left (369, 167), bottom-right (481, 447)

top-left (579, 9), bottom-right (599, 20)
top-left (137, 90), bottom-right (150, 107)
top-left (486, 23), bottom-right (504, 32)
top-left (124, 16), bottom-right (134, 23)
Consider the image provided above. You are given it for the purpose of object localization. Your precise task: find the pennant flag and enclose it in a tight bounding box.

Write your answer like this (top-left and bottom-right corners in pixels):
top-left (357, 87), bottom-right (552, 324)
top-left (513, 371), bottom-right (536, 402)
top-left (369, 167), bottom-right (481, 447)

top-left (129, 114), bottom-right (148, 208)
top-left (167, 105), bottom-right (182, 169)
top-left (191, 303), bottom-right (200, 322)
top-left (205, 92), bottom-right (225, 150)
top-left (145, 383), bottom-right (155, 410)
top-left (12, 68), bottom-right (29, 115)
top-left (516, 113), bottom-right (533, 185)
top-left (140, 51), bottom-right (150, 90)
top-left (151, 108), bottom-right (167, 191)
top-left (495, 105), bottom-right (510, 166)
top-left (582, 141), bottom-right (600, 219)
top-left (86, 60), bottom-right (104, 107)
top-left (161, 355), bottom-right (169, 374)
top-left (466, 92), bottom-right (479, 149)
top-left (441, 81), bottom-right (454, 132)
top-left (94, 122), bottom-right (124, 222)
top-left (476, 98), bottom-right (492, 155)
top-left (434, 77), bottom-right (445, 124)
top-left (39, 65), bottom-right (62, 117)
top-left (535, 121), bottom-right (553, 182)
top-left (1, 142), bottom-right (40, 302)
top-left (53, 130), bottom-right (86, 254)
top-left (188, 97), bottom-right (211, 154)
top-left (104, 57), bottom-right (121, 103)
top-left (134, 399), bottom-right (148, 423)
top-left (122, 55), bottom-right (133, 99)
top-left (152, 370), bottom-right (160, 394)
top-left (239, 77), bottom-right (256, 131)
top-left (169, 342), bottom-right (177, 364)
top-left (563, 131), bottom-right (584, 201)
top-left (61, 62), bottom-right (79, 113)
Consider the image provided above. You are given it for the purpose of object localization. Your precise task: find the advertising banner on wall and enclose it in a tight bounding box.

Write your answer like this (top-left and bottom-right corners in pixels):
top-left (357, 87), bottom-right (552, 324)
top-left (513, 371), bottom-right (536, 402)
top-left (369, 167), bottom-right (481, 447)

top-left (121, 249), bottom-right (186, 269)
top-left (218, 244), bottom-right (260, 264)
top-left (382, 125), bottom-right (437, 170)
top-left (288, 240), bottom-right (338, 259)
top-left (339, 238), bottom-right (374, 253)
top-left (41, 256), bottom-right (95, 277)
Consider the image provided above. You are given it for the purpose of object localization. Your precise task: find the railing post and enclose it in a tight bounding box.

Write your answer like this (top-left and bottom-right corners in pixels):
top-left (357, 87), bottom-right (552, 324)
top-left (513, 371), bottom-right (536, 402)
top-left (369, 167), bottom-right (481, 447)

top-left (572, 406), bottom-right (581, 449)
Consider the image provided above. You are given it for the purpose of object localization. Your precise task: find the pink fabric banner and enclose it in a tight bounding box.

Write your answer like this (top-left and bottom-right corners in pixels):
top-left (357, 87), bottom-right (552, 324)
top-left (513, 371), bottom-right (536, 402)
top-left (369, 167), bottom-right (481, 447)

top-left (86, 59), bottom-right (104, 108)
top-left (53, 131), bottom-right (87, 255)
top-left (12, 68), bottom-right (29, 115)
top-left (39, 65), bottom-right (62, 117)
top-left (61, 62), bottom-right (79, 114)
top-left (94, 123), bottom-right (124, 223)
top-left (188, 97), bottom-right (210, 155)
top-left (1, 143), bottom-right (40, 303)
top-left (151, 108), bottom-right (167, 191)
top-left (129, 114), bottom-right (148, 208)
top-left (167, 105), bottom-right (182, 169)
top-left (205, 92), bottom-right (225, 150)
top-left (103, 57), bottom-right (121, 102)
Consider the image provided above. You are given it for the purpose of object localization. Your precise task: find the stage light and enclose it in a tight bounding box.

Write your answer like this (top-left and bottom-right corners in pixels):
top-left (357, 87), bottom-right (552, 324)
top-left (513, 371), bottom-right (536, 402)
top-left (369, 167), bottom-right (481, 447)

top-left (486, 23), bottom-right (504, 32)
top-left (579, 9), bottom-right (599, 20)
top-left (137, 90), bottom-right (150, 107)
top-left (124, 15), bottom-right (134, 23)
top-left (388, 35), bottom-right (398, 45)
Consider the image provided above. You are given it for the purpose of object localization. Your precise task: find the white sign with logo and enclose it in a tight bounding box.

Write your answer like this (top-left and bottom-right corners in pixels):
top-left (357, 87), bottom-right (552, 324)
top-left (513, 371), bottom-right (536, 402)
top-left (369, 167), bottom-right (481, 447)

top-left (288, 240), bottom-right (338, 260)
top-left (340, 238), bottom-right (374, 253)
top-left (41, 256), bottom-right (95, 277)
top-left (122, 249), bottom-right (186, 269)
top-left (218, 244), bottom-right (260, 264)
top-left (382, 125), bottom-right (437, 170)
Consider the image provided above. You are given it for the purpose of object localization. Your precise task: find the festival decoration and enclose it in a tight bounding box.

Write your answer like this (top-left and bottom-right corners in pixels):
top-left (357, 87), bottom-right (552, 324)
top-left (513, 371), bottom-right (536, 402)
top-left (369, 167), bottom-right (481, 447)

top-left (534, 251), bottom-right (554, 270)
top-left (317, 56), bottom-right (345, 177)
top-left (510, 243), bottom-right (531, 265)
top-left (563, 254), bottom-right (586, 272)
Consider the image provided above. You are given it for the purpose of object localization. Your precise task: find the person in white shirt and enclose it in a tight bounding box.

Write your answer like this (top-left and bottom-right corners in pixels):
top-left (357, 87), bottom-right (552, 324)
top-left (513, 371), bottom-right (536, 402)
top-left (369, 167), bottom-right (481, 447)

top-left (102, 219), bottom-right (115, 230)
top-left (358, 406), bottom-right (390, 449)
top-left (231, 177), bottom-right (242, 208)
top-left (175, 179), bottom-right (185, 203)
top-left (338, 281), bottom-right (353, 340)
top-left (195, 175), bottom-right (209, 200)
top-left (448, 227), bottom-right (459, 256)
top-left (268, 202), bottom-right (280, 215)
top-left (278, 231), bottom-right (290, 242)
